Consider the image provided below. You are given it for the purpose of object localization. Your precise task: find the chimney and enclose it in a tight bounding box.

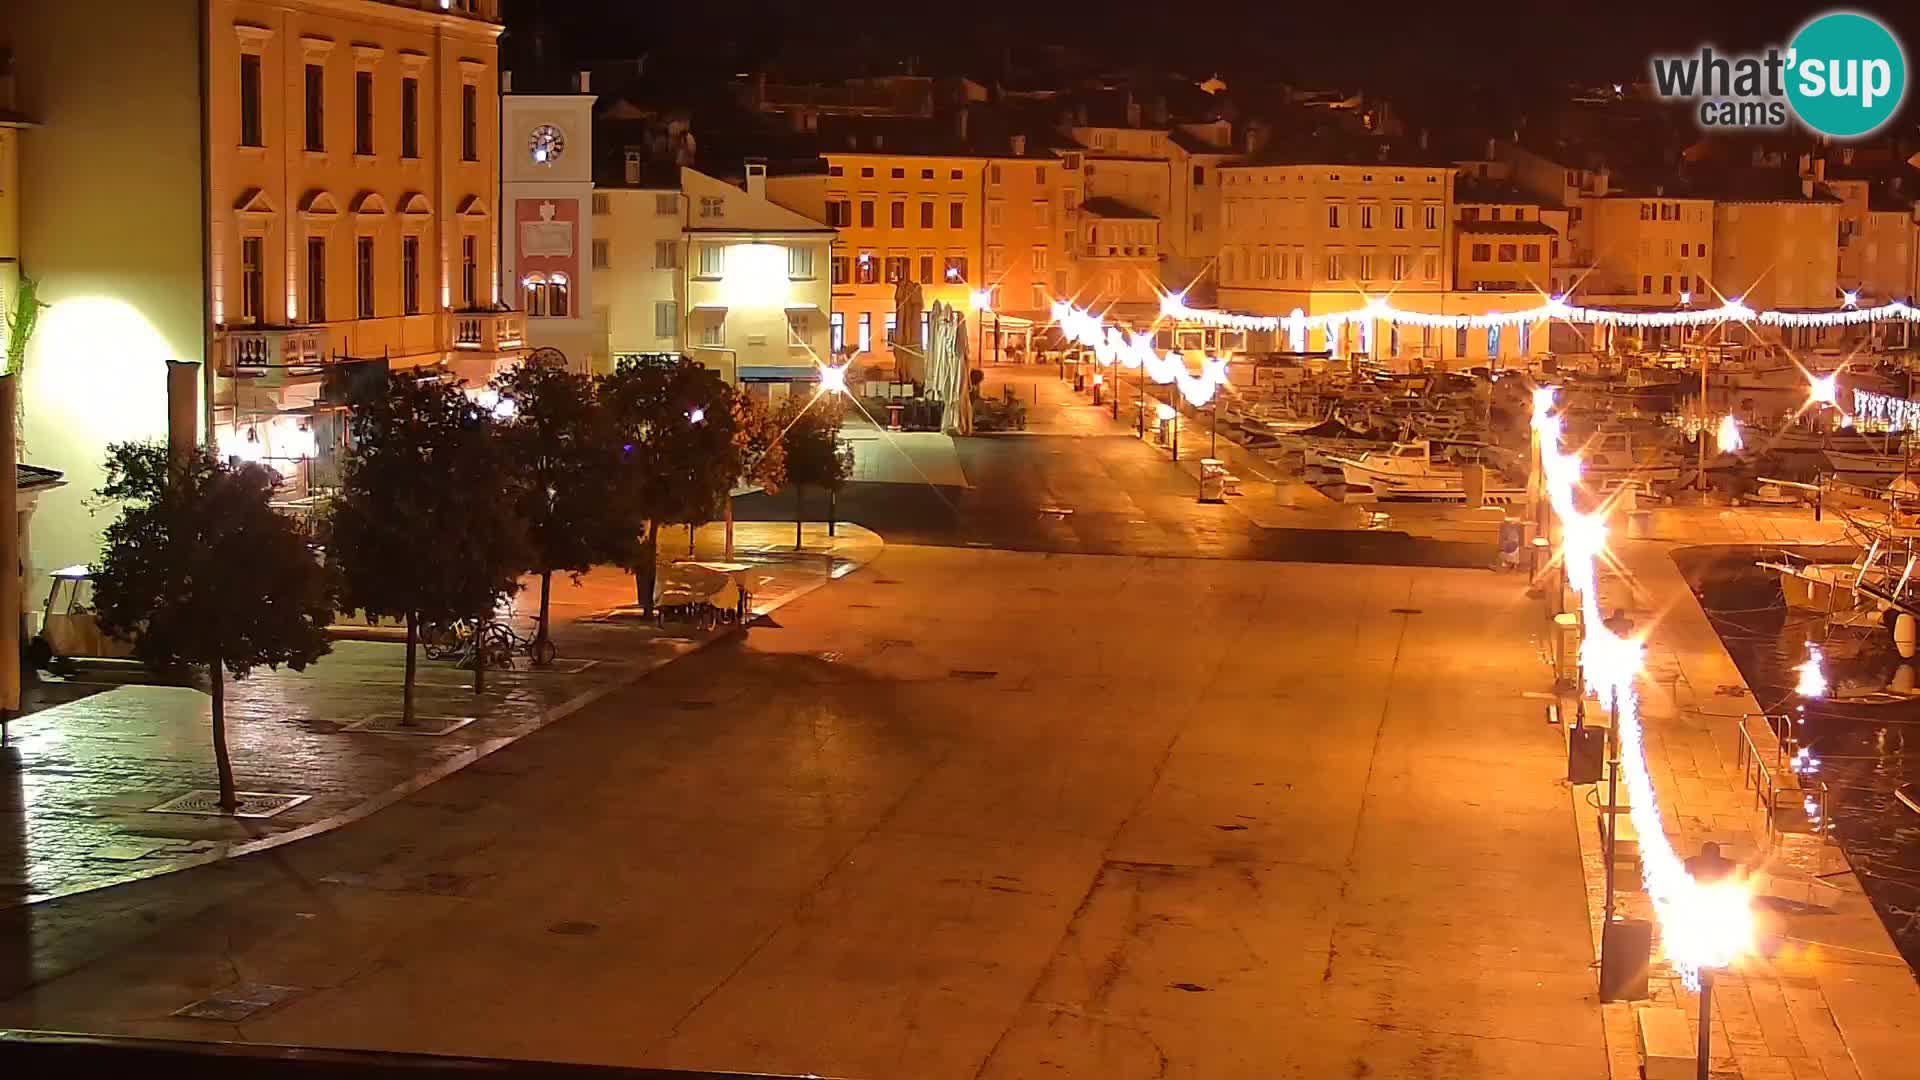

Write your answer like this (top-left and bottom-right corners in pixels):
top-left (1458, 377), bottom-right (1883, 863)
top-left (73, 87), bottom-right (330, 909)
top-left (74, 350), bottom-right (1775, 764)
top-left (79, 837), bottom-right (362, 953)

top-left (1009, 133), bottom-right (1026, 156)
top-left (1126, 99), bottom-right (1142, 128)
top-left (1592, 169), bottom-right (1610, 197)
top-left (1842, 146), bottom-right (1856, 165)
top-left (501, 69), bottom-right (513, 94)
top-left (954, 107), bottom-right (968, 141)
top-left (1149, 98), bottom-right (1168, 126)
top-left (744, 159), bottom-right (767, 199)
top-left (1485, 136), bottom-right (1495, 159)
top-left (1419, 128), bottom-right (1429, 150)
top-left (576, 69), bottom-right (591, 93)
top-left (874, 133), bottom-right (885, 150)
top-left (1802, 176), bottom-right (1815, 198)
top-left (1075, 104), bottom-right (1088, 126)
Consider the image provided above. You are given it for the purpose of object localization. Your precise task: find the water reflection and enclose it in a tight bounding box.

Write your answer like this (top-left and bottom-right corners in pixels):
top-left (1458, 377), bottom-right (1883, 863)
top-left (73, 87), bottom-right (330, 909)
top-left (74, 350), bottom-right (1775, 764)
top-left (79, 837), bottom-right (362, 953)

top-left (1686, 547), bottom-right (1920, 970)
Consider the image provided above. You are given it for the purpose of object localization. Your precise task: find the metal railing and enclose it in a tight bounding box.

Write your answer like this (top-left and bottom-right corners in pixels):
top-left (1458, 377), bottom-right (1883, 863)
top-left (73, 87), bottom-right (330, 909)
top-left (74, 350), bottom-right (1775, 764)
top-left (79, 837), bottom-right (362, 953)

top-left (0, 1030), bottom-right (843, 1078)
top-left (1734, 713), bottom-right (1831, 842)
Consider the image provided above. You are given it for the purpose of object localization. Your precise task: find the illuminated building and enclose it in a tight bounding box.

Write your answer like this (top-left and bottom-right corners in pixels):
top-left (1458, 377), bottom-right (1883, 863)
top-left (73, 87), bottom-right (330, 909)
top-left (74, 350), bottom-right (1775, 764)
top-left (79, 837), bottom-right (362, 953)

top-left (3, 0), bottom-right (511, 601)
top-left (765, 128), bottom-right (1081, 371)
top-left (502, 74), bottom-right (596, 371)
top-left (1215, 149), bottom-right (1549, 369)
top-left (678, 165), bottom-right (835, 394)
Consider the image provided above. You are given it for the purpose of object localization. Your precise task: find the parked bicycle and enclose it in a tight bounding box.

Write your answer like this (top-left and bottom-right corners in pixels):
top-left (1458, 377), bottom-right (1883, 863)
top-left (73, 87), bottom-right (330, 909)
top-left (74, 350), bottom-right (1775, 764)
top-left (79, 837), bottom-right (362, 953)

top-left (421, 618), bottom-right (557, 668)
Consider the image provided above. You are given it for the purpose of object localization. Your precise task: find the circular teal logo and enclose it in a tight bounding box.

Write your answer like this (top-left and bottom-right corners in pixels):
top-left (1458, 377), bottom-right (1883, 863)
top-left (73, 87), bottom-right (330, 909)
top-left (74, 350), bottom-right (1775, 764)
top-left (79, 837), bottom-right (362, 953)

top-left (1787, 11), bottom-right (1907, 138)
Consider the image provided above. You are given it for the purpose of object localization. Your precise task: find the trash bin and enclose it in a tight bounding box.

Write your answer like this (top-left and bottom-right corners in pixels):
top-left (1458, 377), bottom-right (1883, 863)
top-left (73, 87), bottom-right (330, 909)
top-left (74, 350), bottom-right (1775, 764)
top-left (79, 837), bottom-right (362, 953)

top-left (1199, 459), bottom-right (1227, 503)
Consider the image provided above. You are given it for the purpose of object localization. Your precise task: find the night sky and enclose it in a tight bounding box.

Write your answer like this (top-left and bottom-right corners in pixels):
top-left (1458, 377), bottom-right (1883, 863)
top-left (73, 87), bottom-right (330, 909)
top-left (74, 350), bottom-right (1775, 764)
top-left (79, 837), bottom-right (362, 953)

top-left (504, 0), bottom-right (1920, 139)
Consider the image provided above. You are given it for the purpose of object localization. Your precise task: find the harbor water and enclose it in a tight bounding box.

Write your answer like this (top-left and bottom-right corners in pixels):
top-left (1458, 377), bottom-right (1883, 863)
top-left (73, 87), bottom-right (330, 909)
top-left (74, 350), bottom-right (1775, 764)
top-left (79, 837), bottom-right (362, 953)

top-left (1680, 545), bottom-right (1920, 974)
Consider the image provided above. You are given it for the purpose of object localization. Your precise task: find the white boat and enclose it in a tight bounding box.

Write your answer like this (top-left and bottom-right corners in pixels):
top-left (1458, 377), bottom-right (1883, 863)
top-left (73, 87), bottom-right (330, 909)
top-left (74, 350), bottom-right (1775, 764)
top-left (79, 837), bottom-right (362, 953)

top-left (1574, 429), bottom-right (1685, 484)
top-left (1327, 440), bottom-right (1527, 501)
top-left (1824, 449), bottom-right (1909, 475)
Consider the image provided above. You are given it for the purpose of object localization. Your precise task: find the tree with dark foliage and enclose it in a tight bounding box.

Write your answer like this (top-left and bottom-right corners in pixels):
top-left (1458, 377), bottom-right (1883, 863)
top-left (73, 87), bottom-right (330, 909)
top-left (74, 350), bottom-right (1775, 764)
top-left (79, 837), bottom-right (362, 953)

top-left (600, 356), bottom-right (741, 613)
top-left (330, 374), bottom-right (529, 719)
top-left (90, 443), bottom-right (333, 810)
top-left (492, 359), bottom-right (616, 661)
top-left (779, 394), bottom-right (855, 548)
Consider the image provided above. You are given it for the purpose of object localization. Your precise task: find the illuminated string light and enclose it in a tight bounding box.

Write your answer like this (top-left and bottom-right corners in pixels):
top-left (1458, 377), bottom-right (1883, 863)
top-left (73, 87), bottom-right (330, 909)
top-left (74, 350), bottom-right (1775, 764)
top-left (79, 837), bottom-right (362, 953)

top-left (1533, 387), bottom-right (1754, 987)
top-left (1162, 294), bottom-right (1916, 333)
top-left (1051, 302), bottom-right (1230, 406)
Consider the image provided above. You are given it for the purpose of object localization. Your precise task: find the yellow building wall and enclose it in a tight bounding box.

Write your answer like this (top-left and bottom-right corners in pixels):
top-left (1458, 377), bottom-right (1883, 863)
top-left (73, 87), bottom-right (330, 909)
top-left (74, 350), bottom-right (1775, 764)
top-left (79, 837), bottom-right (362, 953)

top-left (1217, 163), bottom-right (1452, 301)
top-left (1585, 196), bottom-right (1713, 303)
top-left (1712, 200), bottom-right (1840, 311)
top-left (982, 157), bottom-right (1076, 318)
top-left (1852, 210), bottom-right (1913, 304)
top-left (798, 153), bottom-right (986, 370)
top-left (596, 187), bottom-right (685, 357)
top-left (207, 0), bottom-right (501, 368)
top-left (7, 0), bottom-right (203, 595)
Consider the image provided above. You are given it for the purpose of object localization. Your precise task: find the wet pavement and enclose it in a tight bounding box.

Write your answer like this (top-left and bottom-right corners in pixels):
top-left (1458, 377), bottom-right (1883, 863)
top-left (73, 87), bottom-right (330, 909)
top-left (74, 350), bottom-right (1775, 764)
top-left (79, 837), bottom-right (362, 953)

top-left (739, 370), bottom-right (1497, 568)
top-left (0, 523), bottom-right (881, 907)
top-left (0, 545), bottom-right (1602, 1079)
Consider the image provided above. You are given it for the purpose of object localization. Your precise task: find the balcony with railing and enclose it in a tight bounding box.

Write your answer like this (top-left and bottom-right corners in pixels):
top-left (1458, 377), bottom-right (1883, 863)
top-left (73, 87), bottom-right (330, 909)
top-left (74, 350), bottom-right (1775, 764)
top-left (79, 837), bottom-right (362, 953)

top-left (218, 325), bottom-right (329, 384)
top-left (451, 309), bottom-right (527, 354)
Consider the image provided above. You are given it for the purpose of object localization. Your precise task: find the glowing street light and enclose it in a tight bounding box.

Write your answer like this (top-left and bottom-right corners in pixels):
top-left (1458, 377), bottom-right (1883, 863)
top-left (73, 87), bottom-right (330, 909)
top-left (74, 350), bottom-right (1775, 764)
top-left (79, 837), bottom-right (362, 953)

top-left (1809, 372), bottom-right (1839, 407)
top-left (688, 406), bottom-right (706, 425)
top-left (816, 360), bottom-right (849, 396)
top-left (1716, 414), bottom-right (1743, 454)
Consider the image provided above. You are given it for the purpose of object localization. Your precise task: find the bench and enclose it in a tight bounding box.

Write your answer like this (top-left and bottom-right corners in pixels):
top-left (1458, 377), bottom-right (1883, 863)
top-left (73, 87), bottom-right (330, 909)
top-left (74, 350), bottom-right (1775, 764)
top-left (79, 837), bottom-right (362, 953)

top-left (1200, 459), bottom-right (1243, 496)
top-left (1637, 1006), bottom-right (1695, 1080)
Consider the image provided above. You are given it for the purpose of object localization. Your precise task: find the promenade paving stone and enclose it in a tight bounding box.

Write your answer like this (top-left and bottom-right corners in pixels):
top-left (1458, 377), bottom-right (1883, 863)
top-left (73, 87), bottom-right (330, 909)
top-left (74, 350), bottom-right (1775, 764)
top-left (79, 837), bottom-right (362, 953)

top-left (0, 546), bottom-right (1604, 1079)
top-left (0, 521), bottom-right (880, 906)
top-left (1562, 502), bottom-right (1920, 1080)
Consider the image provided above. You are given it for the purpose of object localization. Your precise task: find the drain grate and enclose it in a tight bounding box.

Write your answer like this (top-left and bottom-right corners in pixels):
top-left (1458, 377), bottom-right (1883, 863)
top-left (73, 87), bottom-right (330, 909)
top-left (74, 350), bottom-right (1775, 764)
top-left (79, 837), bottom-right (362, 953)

top-left (871, 578), bottom-right (902, 586)
top-left (148, 791), bottom-right (310, 819)
top-left (348, 714), bottom-right (474, 737)
top-left (174, 983), bottom-right (302, 1022)
top-left (950, 669), bottom-right (999, 681)
top-left (1389, 608), bottom-right (1424, 616)
top-left (547, 920), bottom-right (601, 936)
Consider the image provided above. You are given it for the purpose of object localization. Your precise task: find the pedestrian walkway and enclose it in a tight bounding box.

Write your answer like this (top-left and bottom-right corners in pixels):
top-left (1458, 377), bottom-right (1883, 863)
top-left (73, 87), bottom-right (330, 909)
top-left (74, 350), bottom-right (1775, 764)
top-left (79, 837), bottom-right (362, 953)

top-left (1565, 503), bottom-right (1920, 1080)
top-left (0, 522), bottom-right (881, 907)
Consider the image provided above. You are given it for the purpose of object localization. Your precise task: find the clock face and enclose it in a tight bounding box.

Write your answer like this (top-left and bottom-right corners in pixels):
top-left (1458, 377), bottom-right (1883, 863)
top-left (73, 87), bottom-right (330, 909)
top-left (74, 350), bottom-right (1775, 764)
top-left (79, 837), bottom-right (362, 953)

top-left (528, 124), bottom-right (566, 166)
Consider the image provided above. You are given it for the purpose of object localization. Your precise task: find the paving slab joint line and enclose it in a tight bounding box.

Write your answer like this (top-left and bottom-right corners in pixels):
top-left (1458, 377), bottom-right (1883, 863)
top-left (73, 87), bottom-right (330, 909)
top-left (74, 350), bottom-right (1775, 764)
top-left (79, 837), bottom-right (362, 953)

top-left (0, 538), bottom-right (883, 911)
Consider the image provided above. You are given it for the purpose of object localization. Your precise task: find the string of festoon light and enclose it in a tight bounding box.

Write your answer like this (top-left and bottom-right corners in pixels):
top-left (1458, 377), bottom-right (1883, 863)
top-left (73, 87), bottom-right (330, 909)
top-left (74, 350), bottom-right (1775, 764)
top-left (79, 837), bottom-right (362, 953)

top-left (1051, 301), bottom-right (1231, 407)
top-left (1533, 387), bottom-right (1753, 989)
top-left (1161, 294), bottom-right (1920, 335)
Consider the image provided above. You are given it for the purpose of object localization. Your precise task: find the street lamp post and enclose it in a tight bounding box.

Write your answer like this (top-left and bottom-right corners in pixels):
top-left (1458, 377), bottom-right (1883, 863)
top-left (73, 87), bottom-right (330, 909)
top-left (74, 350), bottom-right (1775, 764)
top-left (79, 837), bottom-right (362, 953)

top-left (1697, 967), bottom-right (1716, 1080)
top-left (970, 289), bottom-right (991, 373)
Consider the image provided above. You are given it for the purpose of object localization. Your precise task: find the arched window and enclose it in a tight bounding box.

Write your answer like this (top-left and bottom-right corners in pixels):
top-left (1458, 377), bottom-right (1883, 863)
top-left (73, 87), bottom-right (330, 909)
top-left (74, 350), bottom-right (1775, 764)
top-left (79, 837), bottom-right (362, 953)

top-left (548, 272), bottom-right (570, 317)
top-left (523, 273), bottom-right (547, 317)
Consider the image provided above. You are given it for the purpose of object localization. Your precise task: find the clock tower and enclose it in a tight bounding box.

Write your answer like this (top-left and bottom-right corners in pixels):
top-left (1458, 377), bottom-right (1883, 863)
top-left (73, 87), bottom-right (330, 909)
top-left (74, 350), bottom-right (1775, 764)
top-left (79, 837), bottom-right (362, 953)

top-left (500, 72), bottom-right (598, 372)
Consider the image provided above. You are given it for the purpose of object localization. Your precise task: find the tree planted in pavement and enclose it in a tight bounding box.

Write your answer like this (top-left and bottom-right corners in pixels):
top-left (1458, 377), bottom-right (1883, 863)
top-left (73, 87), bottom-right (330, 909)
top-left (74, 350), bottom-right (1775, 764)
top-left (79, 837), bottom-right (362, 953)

top-left (492, 358), bottom-right (616, 661)
top-left (779, 394), bottom-right (855, 548)
top-left (90, 442), bottom-right (334, 810)
top-left (600, 355), bottom-right (741, 613)
top-left (330, 374), bottom-right (529, 720)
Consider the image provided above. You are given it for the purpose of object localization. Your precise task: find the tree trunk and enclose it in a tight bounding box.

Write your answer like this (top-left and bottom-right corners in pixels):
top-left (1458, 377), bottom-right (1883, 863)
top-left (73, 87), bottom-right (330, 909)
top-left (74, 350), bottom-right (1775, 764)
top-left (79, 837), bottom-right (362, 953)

top-left (534, 569), bottom-right (553, 666)
top-left (638, 524), bottom-right (659, 617)
top-left (795, 485), bottom-right (804, 549)
top-left (403, 612), bottom-right (418, 726)
top-left (210, 658), bottom-right (236, 810)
